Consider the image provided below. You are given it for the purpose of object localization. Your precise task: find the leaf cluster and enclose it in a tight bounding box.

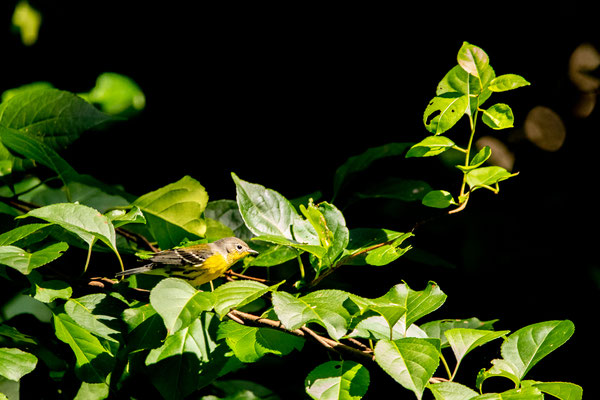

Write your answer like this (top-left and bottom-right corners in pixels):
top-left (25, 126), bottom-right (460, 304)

top-left (0, 44), bottom-right (582, 400)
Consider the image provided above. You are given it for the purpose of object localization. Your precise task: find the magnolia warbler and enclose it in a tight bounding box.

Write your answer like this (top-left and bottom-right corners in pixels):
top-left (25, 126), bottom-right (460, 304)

top-left (116, 237), bottom-right (258, 287)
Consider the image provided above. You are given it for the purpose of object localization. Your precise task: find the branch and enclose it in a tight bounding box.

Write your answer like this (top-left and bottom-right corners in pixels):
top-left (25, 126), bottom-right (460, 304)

top-left (227, 309), bottom-right (374, 362)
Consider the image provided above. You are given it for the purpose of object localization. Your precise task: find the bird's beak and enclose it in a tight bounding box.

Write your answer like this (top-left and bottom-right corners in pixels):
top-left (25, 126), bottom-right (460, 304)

top-left (247, 249), bottom-right (259, 256)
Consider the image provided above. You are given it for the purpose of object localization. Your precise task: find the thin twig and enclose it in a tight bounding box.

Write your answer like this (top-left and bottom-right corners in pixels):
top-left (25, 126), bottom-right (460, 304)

top-left (226, 309), bottom-right (374, 362)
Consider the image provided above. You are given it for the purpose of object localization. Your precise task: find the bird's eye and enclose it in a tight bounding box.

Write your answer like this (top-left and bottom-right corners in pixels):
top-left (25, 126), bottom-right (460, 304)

top-left (236, 244), bottom-right (243, 251)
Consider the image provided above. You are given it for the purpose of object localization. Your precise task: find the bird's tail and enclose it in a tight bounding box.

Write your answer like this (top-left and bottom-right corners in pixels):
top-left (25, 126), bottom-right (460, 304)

top-left (115, 263), bottom-right (155, 277)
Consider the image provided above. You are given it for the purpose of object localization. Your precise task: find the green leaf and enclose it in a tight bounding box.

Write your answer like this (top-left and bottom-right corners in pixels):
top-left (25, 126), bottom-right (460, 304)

top-left (0, 347), bottom-right (38, 381)
top-left (212, 279), bottom-right (282, 318)
top-left (149, 278), bottom-right (215, 333)
top-left (522, 381), bottom-right (583, 400)
top-left (207, 380), bottom-right (281, 400)
top-left (332, 142), bottom-right (412, 199)
top-left (122, 303), bottom-right (167, 351)
top-left (472, 386), bottom-right (544, 400)
top-left (406, 136), bottom-right (456, 158)
top-left (18, 203), bottom-right (117, 249)
top-left (232, 172), bottom-right (301, 241)
top-left (0, 242), bottom-right (68, 274)
top-left (53, 312), bottom-right (115, 383)
top-left (500, 320), bottom-right (575, 380)
top-left (0, 88), bottom-right (112, 150)
top-left (217, 320), bottom-right (304, 363)
top-left (0, 223), bottom-right (51, 246)
top-left (0, 325), bottom-right (37, 345)
top-left (444, 328), bottom-right (509, 368)
top-left (482, 103), bottom-right (514, 130)
top-left (436, 64), bottom-right (495, 115)
top-left (372, 281), bottom-right (446, 335)
top-left (11, 0), bottom-right (42, 46)
top-left (363, 233), bottom-right (413, 267)
top-left (83, 72), bottom-right (146, 116)
top-left (28, 271), bottom-right (72, 303)
top-left (64, 294), bottom-right (123, 343)
top-left (145, 316), bottom-right (217, 400)
top-left (74, 381), bottom-right (110, 400)
top-left (456, 146), bottom-right (491, 172)
top-left (0, 125), bottom-right (80, 185)
top-left (310, 202), bottom-right (348, 267)
top-left (374, 338), bottom-right (440, 400)
top-left (488, 74), bottom-right (531, 92)
top-left (305, 360), bottom-right (370, 400)
top-left (466, 166), bottom-right (517, 190)
top-left (476, 358), bottom-right (521, 391)
top-left (105, 205), bottom-right (145, 228)
top-left (348, 315), bottom-right (409, 341)
top-left (420, 317), bottom-right (498, 348)
top-left (423, 94), bottom-right (469, 135)
top-left (204, 199), bottom-right (253, 240)
top-left (1, 82), bottom-right (53, 102)
top-left (272, 290), bottom-right (352, 341)
top-left (343, 229), bottom-right (410, 266)
top-left (422, 190), bottom-right (456, 209)
top-left (133, 176), bottom-right (209, 249)
top-left (457, 42), bottom-right (489, 78)
top-left (428, 381), bottom-right (479, 400)
top-left (253, 234), bottom-right (326, 258)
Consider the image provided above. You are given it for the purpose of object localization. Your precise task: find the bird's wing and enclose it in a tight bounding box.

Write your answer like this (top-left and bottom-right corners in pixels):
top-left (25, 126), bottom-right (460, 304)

top-left (150, 246), bottom-right (212, 265)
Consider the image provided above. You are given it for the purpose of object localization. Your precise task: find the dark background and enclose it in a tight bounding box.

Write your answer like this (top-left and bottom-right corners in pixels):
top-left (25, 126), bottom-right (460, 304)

top-left (3, 2), bottom-right (598, 398)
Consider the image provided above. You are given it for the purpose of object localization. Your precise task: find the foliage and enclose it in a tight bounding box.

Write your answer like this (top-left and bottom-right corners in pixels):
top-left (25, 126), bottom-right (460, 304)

top-left (0, 43), bottom-right (582, 399)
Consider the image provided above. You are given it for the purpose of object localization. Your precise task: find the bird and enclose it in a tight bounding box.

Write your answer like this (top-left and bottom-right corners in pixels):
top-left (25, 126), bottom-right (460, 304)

top-left (115, 237), bottom-right (258, 287)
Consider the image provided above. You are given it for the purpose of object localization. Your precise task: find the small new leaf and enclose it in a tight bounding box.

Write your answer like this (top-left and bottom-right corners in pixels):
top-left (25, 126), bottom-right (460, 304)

top-left (406, 136), bottom-right (456, 158)
top-left (421, 190), bottom-right (456, 208)
top-left (488, 74), bottom-right (531, 92)
top-left (482, 103), bottom-right (514, 130)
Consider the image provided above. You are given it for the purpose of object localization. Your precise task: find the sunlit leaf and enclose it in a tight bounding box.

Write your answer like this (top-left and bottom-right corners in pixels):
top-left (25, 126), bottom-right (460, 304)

top-left (374, 338), bottom-right (440, 400)
top-left (305, 360), bottom-right (369, 400)
top-left (28, 271), bottom-right (72, 303)
top-left (18, 203), bottom-right (117, 252)
top-left (488, 74), bottom-right (531, 92)
top-left (457, 42), bottom-right (489, 78)
top-left (522, 380), bottom-right (583, 400)
top-left (466, 166), bottom-right (516, 190)
top-left (11, 0), bottom-right (41, 46)
top-left (456, 146), bottom-right (491, 172)
top-left (0, 223), bottom-right (51, 246)
top-left (53, 312), bottom-right (115, 383)
top-left (133, 175), bottom-right (209, 249)
top-left (213, 280), bottom-right (282, 319)
top-left (272, 290), bottom-right (352, 341)
top-left (482, 103), bottom-right (514, 130)
top-left (145, 315), bottom-right (217, 400)
top-left (217, 321), bottom-right (304, 363)
top-left (83, 72), bottom-right (146, 116)
top-left (428, 381), bottom-right (479, 400)
top-left (423, 94), bottom-right (469, 135)
top-left (406, 136), bottom-right (456, 158)
top-left (0, 347), bottom-right (37, 381)
top-left (500, 320), bottom-right (575, 380)
top-left (0, 242), bottom-right (68, 274)
top-left (232, 172), bottom-right (302, 241)
top-left (445, 328), bottom-right (509, 368)
top-left (65, 294), bottom-right (124, 343)
top-left (149, 278), bottom-right (214, 333)
top-left (0, 88), bottom-right (112, 150)
top-left (421, 190), bottom-right (456, 209)
top-left (420, 317), bottom-right (498, 348)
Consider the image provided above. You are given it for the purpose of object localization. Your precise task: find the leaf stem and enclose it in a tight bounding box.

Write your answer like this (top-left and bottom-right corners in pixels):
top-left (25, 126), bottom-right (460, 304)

top-left (439, 353), bottom-right (453, 380)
